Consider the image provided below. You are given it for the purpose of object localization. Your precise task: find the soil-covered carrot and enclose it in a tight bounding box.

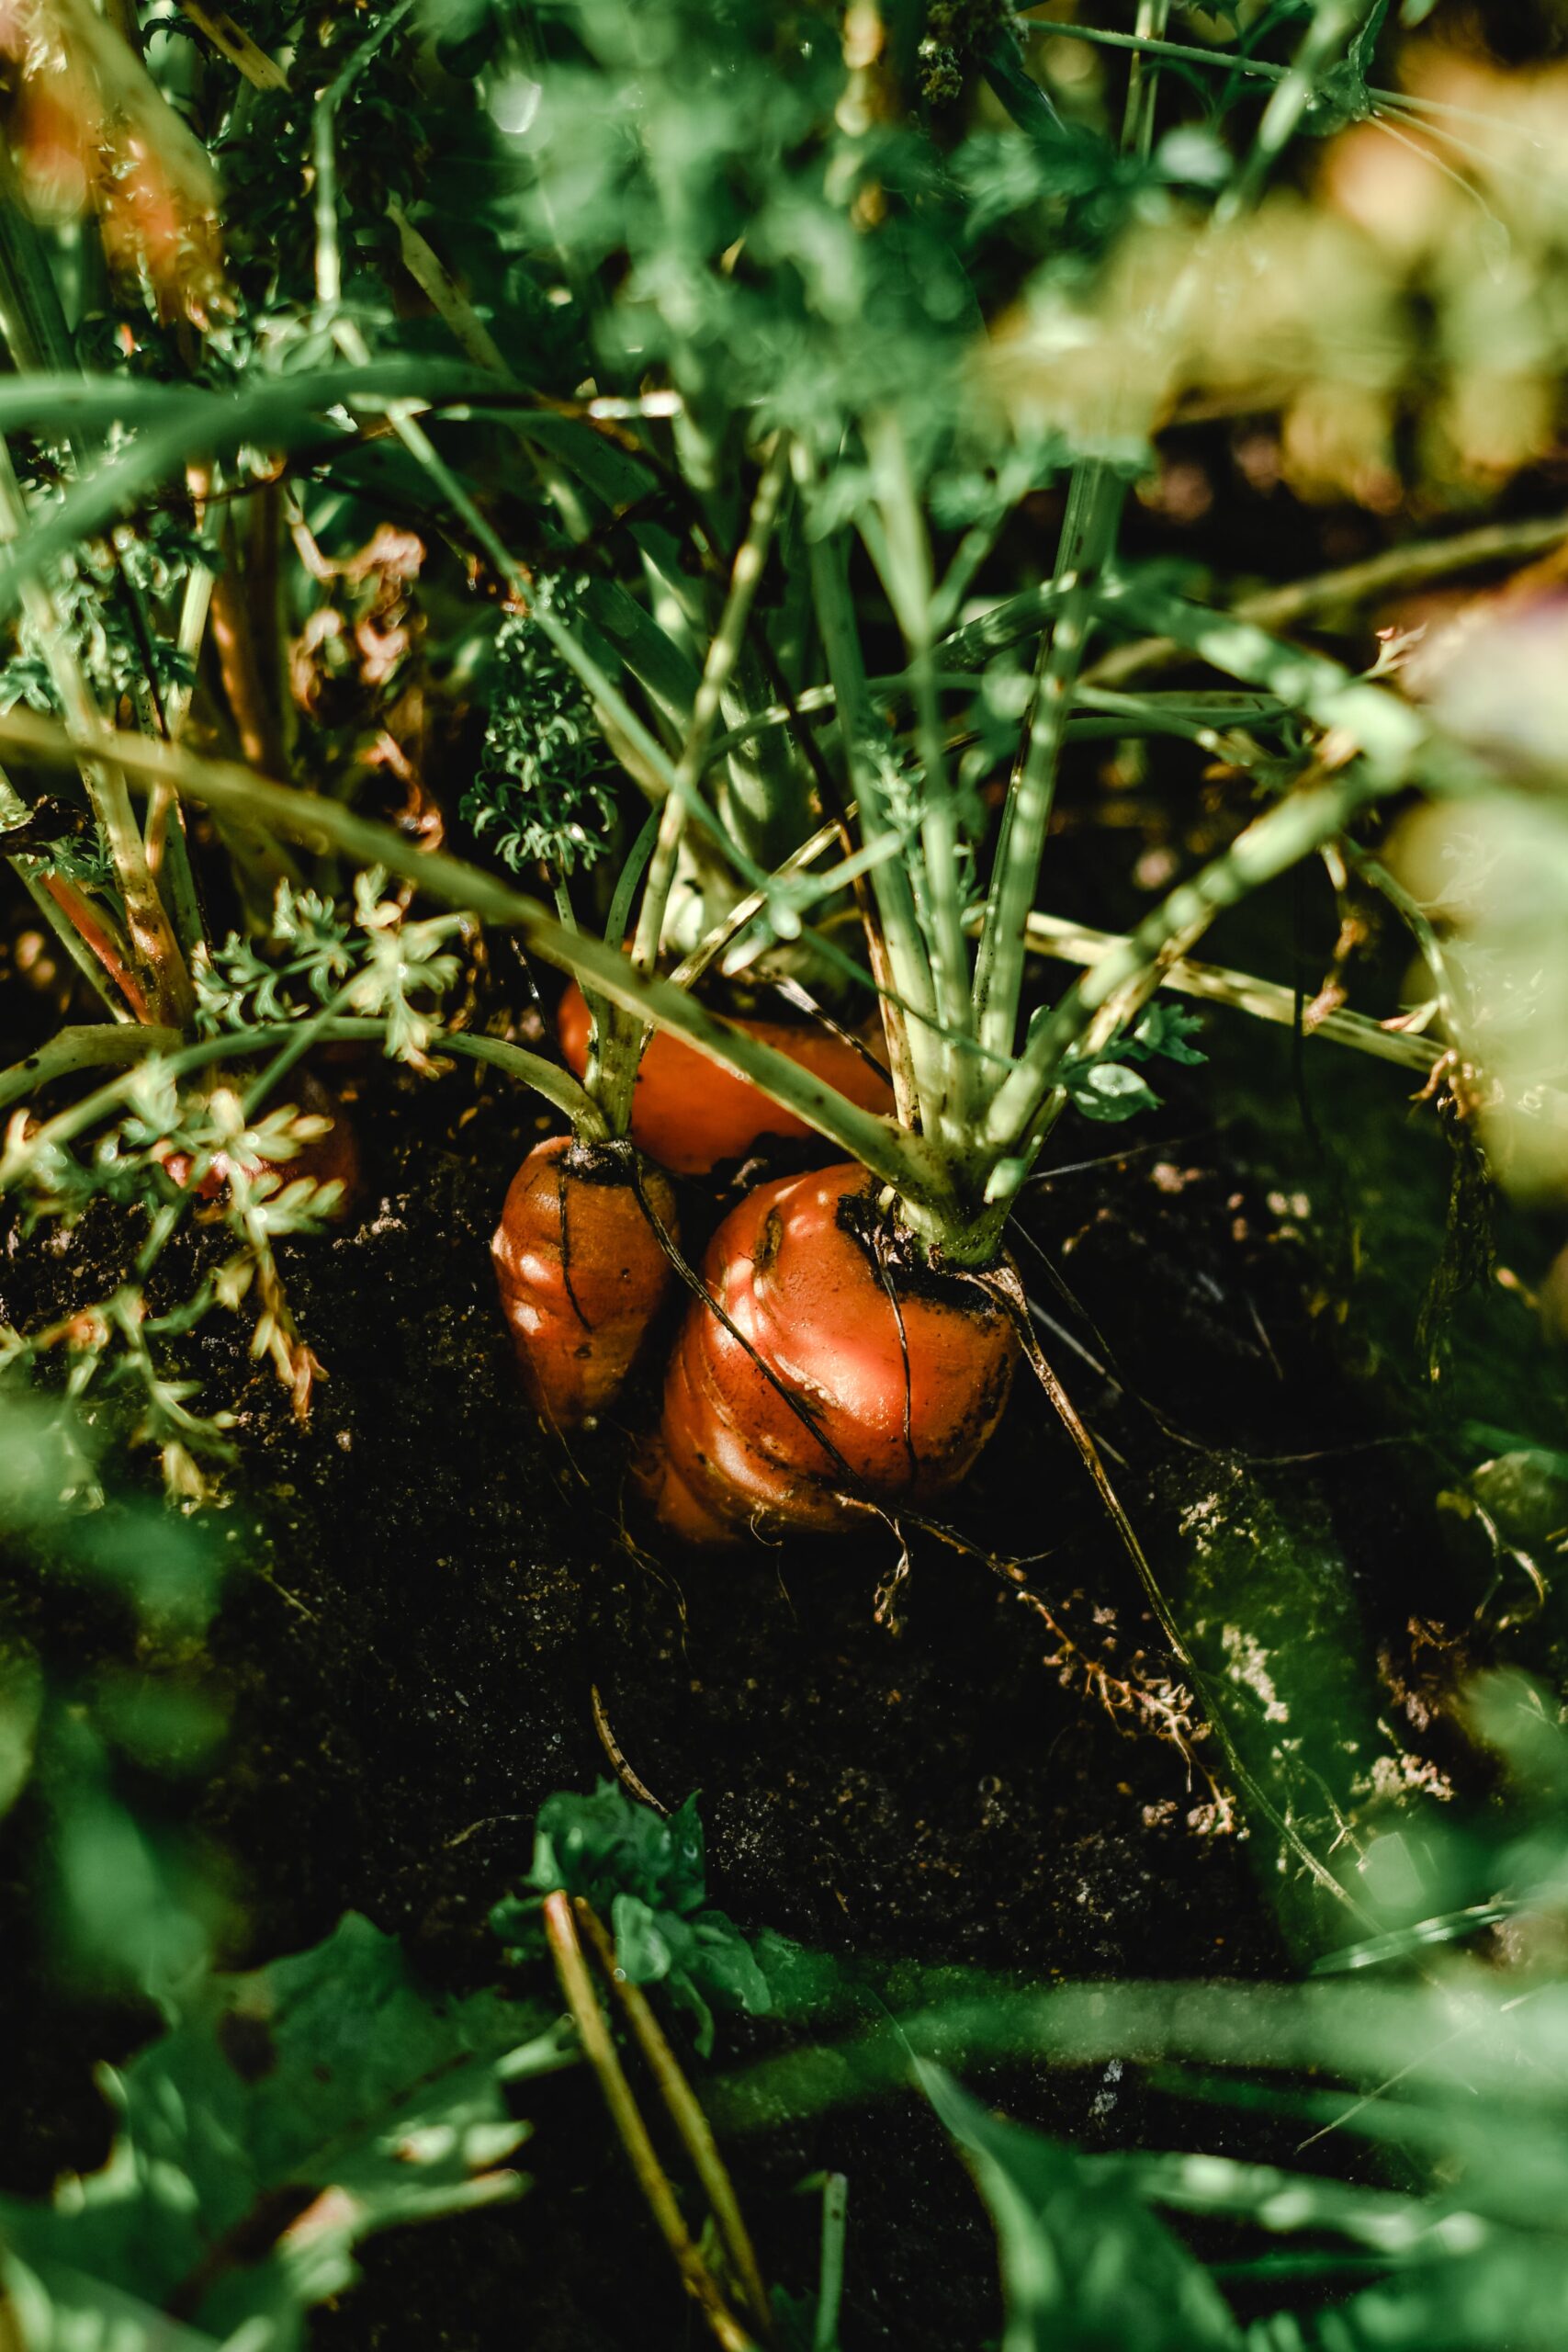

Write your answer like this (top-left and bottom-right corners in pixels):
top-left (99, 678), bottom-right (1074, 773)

top-left (557, 980), bottom-right (892, 1177)
top-left (648, 1162), bottom-right (1015, 1542)
top-left (164, 1072), bottom-right (362, 1216)
top-left (492, 1134), bottom-right (679, 1429)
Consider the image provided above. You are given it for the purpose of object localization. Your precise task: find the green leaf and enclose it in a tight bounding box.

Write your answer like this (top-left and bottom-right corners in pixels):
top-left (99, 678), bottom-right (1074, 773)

top-left (1133, 1002), bottom-right (1208, 1067)
top-left (919, 2065), bottom-right (1243, 2352)
top-left (497, 1783), bottom-right (778, 2055)
top-left (611, 1891), bottom-right (676, 1981)
top-left (522, 1781), bottom-right (706, 1915)
top-left (1069, 1060), bottom-right (1163, 1121)
top-left (0, 1915), bottom-right (564, 2351)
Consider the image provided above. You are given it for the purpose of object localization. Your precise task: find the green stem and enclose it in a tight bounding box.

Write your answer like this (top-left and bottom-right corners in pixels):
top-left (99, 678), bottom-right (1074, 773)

top-left (0, 705), bottom-right (936, 1199)
top-left (1091, 579), bottom-right (1427, 774)
top-left (669, 817), bottom-right (844, 990)
top-left (981, 763), bottom-right (1384, 1182)
top-left (0, 1020), bottom-right (179, 1114)
top-left (0, 1014), bottom-right (604, 1183)
top-left (576, 1901), bottom-right (774, 2342)
top-left (17, 866), bottom-right (135, 1018)
top-left (1219, 0), bottom-right (1372, 220)
top-left (814, 2175), bottom-right (848, 2352)
top-left (1343, 843), bottom-right (1465, 1048)
top-left (995, 908), bottom-right (1440, 1071)
top-left (313, 0), bottom-right (420, 311)
top-left (143, 562), bottom-right (214, 966)
top-left (1024, 8), bottom-right (1463, 131)
top-left (802, 485), bottom-right (939, 1134)
top-left (632, 439), bottom-right (789, 978)
top-left (865, 411), bottom-right (975, 1140)
top-left (970, 0), bottom-right (1166, 1068)
top-left (541, 1895), bottom-right (760, 2352)
top-left (971, 464), bottom-right (1123, 1064)
top-left (595, 441), bottom-right (791, 1131)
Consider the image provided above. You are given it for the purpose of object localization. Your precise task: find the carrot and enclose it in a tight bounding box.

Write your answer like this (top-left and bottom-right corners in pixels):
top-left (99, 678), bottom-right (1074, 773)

top-left (556, 979), bottom-right (893, 1176)
top-left (164, 1072), bottom-right (361, 1216)
top-left (492, 1134), bottom-right (679, 1429)
top-left (647, 1162), bottom-right (1016, 1543)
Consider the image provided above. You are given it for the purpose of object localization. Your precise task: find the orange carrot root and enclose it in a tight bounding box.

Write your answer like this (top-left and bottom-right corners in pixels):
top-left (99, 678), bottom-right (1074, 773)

top-left (492, 1134), bottom-right (680, 1430)
top-left (162, 1072), bottom-right (361, 1217)
top-left (649, 1162), bottom-right (1016, 1544)
top-left (556, 980), bottom-right (893, 1176)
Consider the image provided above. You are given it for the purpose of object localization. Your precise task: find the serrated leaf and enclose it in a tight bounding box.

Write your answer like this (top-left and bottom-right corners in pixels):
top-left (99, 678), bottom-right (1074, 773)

top-left (0, 1915), bottom-right (564, 2351)
top-left (1134, 1001), bottom-right (1208, 1067)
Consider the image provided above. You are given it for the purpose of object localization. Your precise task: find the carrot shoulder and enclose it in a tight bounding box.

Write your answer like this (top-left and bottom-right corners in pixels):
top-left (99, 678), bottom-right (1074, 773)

top-left (557, 979), bottom-right (892, 1175)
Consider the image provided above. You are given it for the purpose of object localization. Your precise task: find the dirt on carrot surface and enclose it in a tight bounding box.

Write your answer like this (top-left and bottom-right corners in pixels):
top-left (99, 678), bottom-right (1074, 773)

top-left (5, 910), bottom-right (1547, 2349)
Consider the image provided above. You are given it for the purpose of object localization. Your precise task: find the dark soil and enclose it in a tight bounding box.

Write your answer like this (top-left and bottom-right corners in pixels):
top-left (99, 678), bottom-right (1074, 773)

top-left (0, 973), bottom-right (1507, 2350)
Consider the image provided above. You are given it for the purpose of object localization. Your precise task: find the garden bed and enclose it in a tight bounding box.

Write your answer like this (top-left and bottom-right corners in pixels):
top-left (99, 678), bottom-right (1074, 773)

top-left (5, 951), bottom-right (1530, 2347)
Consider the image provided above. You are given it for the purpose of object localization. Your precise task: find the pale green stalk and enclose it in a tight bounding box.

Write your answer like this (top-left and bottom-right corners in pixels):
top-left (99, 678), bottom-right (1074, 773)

top-left (0, 1021), bottom-right (181, 1114)
top-left (955, 506), bottom-right (1568, 694)
top-left (142, 560), bottom-right (214, 965)
top-left (799, 446), bottom-right (942, 1136)
top-left (629, 440), bottom-right (789, 978)
top-left (585, 437), bottom-right (789, 1134)
top-left (864, 412), bottom-right (975, 1139)
top-left (1218, 0), bottom-right (1373, 220)
top-left (1092, 580), bottom-right (1428, 770)
top-left (813, 2175), bottom-right (848, 2352)
top-left (312, 0), bottom-right (420, 311)
top-left (970, 0), bottom-right (1167, 1067)
top-left (0, 1015), bottom-right (602, 1184)
top-left (1026, 8), bottom-right (1497, 133)
top-left (970, 464), bottom-right (1123, 1065)
top-left (997, 909), bottom-right (1440, 1072)
top-left (982, 764), bottom-right (1384, 1187)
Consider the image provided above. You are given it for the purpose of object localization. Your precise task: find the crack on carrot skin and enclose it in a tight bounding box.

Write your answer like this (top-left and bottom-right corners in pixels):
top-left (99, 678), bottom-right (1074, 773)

top-left (555, 1153), bottom-right (590, 1332)
top-left (869, 1223), bottom-right (919, 1489)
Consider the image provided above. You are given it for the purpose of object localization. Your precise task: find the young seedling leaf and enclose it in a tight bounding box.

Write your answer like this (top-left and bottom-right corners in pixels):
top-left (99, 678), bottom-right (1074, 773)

top-left (494, 1782), bottom-right (779, 2057)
